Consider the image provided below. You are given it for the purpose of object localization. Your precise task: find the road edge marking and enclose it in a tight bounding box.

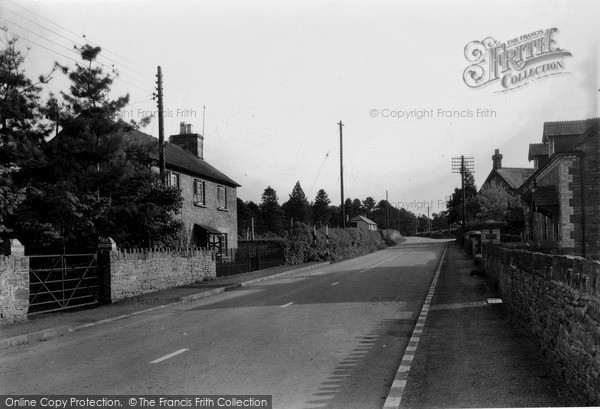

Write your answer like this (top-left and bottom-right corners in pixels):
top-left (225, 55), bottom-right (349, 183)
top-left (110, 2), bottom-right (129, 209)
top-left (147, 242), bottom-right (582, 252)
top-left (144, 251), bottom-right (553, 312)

top-left (383, 242), bottom-right (447, 409)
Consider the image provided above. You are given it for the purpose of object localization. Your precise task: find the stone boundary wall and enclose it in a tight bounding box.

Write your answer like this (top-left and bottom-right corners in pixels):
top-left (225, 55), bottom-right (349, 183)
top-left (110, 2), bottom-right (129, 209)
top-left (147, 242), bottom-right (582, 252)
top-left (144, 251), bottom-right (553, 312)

top-left (109, 248), bottom-right (216, 301)
top-left (0, 255), bottom-right (29, 324)
top-left (482, 244), bottom-right (600, 404)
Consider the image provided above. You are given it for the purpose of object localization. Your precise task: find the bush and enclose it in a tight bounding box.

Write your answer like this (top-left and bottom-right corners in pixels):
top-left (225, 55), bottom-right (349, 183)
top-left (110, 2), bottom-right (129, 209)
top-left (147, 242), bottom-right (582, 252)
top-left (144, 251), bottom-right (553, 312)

top-left (284, 223), bottom-right (388, 264)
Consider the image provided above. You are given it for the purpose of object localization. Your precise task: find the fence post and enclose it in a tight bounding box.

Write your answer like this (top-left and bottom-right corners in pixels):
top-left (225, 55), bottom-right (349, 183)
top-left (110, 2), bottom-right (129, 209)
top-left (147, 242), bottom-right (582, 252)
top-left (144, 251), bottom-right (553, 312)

top-left (0, 239), bottom-right (29, 324)
top-left (97, 237), bottom-right (117, 305)
top-left (246, 246), bottom-right (252, 272)
top-left (257, 246), bottom-right (261, 270)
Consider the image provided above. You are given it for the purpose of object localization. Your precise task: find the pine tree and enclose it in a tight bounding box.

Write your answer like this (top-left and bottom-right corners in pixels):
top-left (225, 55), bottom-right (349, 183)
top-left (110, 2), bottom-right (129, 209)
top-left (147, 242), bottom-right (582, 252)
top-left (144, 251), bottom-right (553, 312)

top-left (283, 181), bottom-right (312, 225)
top-left (11, 44), bottom-right (182, 250)
top-left (0, 31), bottom-right (55, 241)
top-left (362, 197), bottom-right (376, 217)
top-left (312, 189), bottom-right (331, 228)
top-left (260, 186), bottom-right (284, 235)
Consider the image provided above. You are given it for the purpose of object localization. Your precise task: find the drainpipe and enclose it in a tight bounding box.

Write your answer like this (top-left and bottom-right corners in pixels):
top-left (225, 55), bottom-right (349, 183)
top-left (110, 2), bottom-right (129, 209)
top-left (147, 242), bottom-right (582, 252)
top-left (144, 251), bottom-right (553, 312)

top-left (578, 152), bottom-right (587, 258)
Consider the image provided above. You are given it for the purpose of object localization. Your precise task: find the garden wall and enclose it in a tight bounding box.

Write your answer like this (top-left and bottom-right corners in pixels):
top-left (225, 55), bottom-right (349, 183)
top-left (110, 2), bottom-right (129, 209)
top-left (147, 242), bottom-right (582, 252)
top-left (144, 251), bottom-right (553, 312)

top-left (108, 248), bottom-right (216, 301)
top-left (483, 244), bottom-right (600, 404)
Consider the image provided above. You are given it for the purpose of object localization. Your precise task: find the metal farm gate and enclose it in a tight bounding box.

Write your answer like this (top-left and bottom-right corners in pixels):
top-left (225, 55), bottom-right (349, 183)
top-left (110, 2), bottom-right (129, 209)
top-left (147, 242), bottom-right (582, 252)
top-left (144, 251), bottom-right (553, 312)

top-left (28, 253), bottom-right (100, 314)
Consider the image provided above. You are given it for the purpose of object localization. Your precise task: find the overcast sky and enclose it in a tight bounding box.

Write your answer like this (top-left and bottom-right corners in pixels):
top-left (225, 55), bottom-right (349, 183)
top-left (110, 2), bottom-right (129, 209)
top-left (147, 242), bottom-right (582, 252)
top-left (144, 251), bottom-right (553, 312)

top-left (3, 0), bottom-right (599, 215)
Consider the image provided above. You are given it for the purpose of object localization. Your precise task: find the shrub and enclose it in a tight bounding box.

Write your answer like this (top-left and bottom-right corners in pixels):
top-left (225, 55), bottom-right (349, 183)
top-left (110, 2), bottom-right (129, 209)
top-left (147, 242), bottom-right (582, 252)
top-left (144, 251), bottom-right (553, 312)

top-left (284, 223), bottom-right (389, 264)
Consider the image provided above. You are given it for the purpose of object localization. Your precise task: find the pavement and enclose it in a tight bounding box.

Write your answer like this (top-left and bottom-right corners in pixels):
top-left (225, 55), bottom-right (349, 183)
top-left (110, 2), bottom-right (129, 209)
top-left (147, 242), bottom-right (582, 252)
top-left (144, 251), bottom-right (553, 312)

top-left (396, 241), bottom-right (584, 408)
top-left (0, 260), bottom-right (330, 349)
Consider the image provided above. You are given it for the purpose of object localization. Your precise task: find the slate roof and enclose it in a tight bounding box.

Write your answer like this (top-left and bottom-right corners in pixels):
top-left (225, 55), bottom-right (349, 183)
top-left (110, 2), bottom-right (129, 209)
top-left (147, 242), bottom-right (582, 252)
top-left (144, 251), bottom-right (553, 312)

top-left (528, 143), bottom-right (548, 161)
top-left (542, 117), bottom-right (600, 142)
top-left (563, 119), bottom-right (599, 151)
top-left (494, 168), bottom-right (534, 189)
top-left (120, 130), bottom-right (240, 187)
top-left (350, 215), bottom-right (377, 225)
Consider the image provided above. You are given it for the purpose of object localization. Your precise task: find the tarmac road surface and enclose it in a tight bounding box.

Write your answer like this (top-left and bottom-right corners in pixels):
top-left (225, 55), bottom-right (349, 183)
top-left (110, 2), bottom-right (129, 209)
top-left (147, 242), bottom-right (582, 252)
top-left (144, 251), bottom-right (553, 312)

top-left (0, 238), bottom-right (447, 409)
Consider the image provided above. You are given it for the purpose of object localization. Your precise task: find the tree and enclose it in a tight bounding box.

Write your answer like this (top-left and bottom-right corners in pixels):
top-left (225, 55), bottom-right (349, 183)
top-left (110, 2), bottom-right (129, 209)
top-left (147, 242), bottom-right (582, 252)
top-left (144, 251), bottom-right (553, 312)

top-left (260, 186), bottom-right (284, 235)
top-left (282, 181), bottom-right (312, 225)
top-left (362, 197), bottom-right (376, 217)
top-left (431, 211), bottom-right (449, 231)
top-left (446, 170), bottom-right (479, 225)
top-left (312, 189), bottom-right (331, 227)
top-left (10, 44), bottom-right (182, 250)
top-left (0, 31), bottom-right (55, 241)
top-left (343, 197), bottom-right (364, 220)
top-left (237, 198), bottom-right (262, 238)
top-left (477, 181), bottom-right (522, 221)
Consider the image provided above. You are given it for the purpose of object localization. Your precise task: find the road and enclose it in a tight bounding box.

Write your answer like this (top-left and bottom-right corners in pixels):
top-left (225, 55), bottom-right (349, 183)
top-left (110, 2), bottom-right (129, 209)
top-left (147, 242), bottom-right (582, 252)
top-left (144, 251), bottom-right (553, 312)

top-left (0, 238), bottom-right (447, 409)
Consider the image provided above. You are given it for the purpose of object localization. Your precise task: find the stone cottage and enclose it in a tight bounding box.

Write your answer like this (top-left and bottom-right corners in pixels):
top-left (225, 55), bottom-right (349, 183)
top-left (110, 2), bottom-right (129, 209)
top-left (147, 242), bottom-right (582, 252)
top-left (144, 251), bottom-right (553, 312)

top-left (124, 123), bottom-right (240, 252)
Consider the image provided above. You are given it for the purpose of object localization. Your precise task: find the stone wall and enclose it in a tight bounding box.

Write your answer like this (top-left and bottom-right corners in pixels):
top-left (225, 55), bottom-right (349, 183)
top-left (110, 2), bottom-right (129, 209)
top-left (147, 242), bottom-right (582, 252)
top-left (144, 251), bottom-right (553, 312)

top-left (0, 255), bottom-right (29, 324)
top-left (483, 244), bottom-right (600, 404)
top-left (109, 248), bottom-right (216, 301)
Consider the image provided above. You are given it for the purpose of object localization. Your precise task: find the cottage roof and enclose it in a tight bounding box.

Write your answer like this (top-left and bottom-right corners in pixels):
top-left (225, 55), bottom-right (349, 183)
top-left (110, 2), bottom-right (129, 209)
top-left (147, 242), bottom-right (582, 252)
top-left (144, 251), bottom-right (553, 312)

top-left (350, 215), bottom-right (377, 225)
top-left (528, 143), bottom-right (548, 161)
top-left (494, 168), bottom-right (534, 189)
top-left (563, 119), bottom-right (599, 151)
top-left (121, 130), bottom-right (240, 187)
top-left (542, 117), bottom-right (600, 143)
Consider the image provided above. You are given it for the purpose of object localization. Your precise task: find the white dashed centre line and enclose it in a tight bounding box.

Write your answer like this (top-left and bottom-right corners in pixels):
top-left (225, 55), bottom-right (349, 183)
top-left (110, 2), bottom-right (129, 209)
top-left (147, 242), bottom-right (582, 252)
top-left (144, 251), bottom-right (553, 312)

top-left (281, 302), bottom-right (294, 308)
top-left (331, 282), bottom-right (339, 286)
top-left (150, 348), bottom-right (189, 364)
top-left (360, 251), bottom-right (406, 273)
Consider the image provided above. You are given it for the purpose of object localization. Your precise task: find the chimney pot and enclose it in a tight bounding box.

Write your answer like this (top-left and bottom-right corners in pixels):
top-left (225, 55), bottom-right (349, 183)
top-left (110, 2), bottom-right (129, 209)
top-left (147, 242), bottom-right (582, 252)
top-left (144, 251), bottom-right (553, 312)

top-left (170, 124), bottom-right (203, 160)
top-left (492, 149), bottom-right (503, 170)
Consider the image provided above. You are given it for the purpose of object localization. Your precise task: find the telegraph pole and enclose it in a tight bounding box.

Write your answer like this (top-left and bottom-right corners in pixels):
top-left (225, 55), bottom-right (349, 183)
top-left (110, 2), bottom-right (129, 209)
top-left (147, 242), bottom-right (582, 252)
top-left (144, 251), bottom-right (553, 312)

top-left (451, 155), bottom-right (475, 229)
top-left (339, 120), bottom-right (345, 228)
top-left (427, 202), bottom-right (431, 232)
top-left (386, 190), bottom-right (390, 230)
top-left (156, 66), bottom-right (166, 185)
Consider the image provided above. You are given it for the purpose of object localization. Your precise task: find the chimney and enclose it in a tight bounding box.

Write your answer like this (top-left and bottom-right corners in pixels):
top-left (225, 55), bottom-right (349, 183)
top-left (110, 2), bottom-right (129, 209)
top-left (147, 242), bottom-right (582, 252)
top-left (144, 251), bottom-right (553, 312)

top-left (170, 124), bottom-right (204, 159)
top-left (492, 148), bottom-right (503, 170)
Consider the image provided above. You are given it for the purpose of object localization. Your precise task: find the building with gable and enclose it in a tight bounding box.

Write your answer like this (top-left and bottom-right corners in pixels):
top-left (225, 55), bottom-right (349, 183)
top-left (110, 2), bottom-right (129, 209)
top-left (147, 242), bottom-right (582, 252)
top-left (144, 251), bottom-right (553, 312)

top-left (349, 215), bottom-right (378, 231)
top-left (124, 123), bottom-right (240, 252)
top-left (519, 118), bottom-right (599, 258)
top-left (481, 149), bottom-right (534, 193)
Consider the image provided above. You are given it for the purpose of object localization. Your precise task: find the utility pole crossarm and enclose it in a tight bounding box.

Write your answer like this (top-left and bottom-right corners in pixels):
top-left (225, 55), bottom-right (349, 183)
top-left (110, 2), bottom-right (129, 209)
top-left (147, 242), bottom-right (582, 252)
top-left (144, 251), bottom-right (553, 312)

top-left (451, 156), bottom-right (475, 229)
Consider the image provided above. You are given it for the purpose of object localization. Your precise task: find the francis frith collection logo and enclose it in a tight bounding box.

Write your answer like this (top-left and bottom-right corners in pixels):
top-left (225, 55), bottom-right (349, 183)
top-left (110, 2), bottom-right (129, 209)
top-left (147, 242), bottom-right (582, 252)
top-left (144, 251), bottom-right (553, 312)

top-left (463, 28), bottom-right (572, 92)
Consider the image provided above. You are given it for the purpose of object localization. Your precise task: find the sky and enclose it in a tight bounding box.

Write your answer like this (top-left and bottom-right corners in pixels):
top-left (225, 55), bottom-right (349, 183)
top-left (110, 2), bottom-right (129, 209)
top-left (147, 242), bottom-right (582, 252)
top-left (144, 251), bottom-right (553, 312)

top-left (2, 0), bottom-right (599, 216)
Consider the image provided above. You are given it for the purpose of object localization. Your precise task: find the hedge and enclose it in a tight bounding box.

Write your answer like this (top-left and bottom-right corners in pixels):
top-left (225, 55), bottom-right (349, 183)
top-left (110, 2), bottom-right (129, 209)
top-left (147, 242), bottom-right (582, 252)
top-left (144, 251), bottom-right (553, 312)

top-left (284, 223), bottom-right (392, 264)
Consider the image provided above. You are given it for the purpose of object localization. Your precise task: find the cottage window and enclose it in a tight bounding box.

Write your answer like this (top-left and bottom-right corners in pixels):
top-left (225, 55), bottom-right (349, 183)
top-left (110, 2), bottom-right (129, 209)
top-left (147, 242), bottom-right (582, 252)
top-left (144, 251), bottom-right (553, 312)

top-left (217, 185), bottom-right (227, 209)
top-left (193, 179), bottom-right (206, 206)
top-left (166, 171), bottom-right (180, 189)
